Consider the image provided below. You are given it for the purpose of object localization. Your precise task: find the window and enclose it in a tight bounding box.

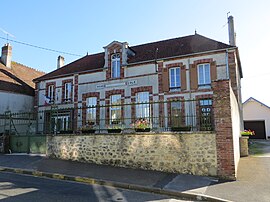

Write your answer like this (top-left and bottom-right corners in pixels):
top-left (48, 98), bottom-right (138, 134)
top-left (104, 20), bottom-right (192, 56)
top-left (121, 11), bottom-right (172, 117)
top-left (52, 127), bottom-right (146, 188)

top-left (199, 99), bottom-right (213, 131)
top-left (111, 53), bottom-right (120, 78)
top-left (47, 85), bottom-right (54, 103)
top-left (136, 92), bottom-right (150, 119)
top-left (170, 101), bottom-right (182, 127)
top-left (64, 82), bottom-right (72, 102)
top-left (86, 97), bottom-right (97, 124)
top-left (169, 67), bottom-right (181, 90)
top-left (110, 94), bottom-right (121, 124)
top-left (197, 63), bottom-right (211, 87)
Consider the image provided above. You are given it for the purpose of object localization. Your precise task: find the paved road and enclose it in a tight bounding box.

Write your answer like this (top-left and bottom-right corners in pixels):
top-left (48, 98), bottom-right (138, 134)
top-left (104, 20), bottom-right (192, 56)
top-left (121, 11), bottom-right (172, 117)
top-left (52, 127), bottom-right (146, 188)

top-left (0, 172), bottom-right (194, 202)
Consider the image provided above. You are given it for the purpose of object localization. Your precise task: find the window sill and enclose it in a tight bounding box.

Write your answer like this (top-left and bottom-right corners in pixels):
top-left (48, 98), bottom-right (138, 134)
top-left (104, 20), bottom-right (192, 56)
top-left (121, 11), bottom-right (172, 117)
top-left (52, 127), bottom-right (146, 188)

top-left (198, 85), bottom-right (211, 89)
top-left (169, 87), bottom-right (181, 92)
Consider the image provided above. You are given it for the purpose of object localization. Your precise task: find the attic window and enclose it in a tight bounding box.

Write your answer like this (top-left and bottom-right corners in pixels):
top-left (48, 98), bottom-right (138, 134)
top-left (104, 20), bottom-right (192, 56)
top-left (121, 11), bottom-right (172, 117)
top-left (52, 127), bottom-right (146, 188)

top-left (111, 53), bottom-right (120, 78)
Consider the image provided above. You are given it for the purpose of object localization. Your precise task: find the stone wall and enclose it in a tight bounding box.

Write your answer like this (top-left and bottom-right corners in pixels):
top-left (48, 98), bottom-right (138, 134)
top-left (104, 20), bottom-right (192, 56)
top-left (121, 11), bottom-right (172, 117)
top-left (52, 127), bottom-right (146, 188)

top-left (47, 133), bottom-right (217, 177)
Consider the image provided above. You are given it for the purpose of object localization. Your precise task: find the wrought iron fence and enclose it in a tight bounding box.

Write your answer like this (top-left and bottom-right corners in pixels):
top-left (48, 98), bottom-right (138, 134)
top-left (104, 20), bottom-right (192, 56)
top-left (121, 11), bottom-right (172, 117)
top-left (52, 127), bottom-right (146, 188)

top-left (0, 99), bottom-right (214, 136)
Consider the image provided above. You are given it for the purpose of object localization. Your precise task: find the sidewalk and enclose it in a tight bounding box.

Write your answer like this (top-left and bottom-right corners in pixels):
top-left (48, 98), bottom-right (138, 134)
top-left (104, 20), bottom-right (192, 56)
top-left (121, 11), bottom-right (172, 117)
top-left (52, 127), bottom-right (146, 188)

top-left (0, 140), bottom-right (269, 202)
top-left (0, 154), bottom-right (225, 201)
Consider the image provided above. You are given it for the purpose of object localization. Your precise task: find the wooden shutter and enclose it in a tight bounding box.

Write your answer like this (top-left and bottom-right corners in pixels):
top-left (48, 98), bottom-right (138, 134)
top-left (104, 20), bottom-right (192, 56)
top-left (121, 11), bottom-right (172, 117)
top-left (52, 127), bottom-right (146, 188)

top-left (210, 61), bottom-right (217, 82)
top-left (190, 64), bottom-right (198, 90)
top-left (162, 68), bottom-right (169, 92)
top-left (181, 66), bottom-right (187, 91)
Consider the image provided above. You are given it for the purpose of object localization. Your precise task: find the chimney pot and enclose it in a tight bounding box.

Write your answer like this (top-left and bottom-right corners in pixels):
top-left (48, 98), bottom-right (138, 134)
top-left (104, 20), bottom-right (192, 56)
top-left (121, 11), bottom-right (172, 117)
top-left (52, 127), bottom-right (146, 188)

top-left (57, 55), bottom-right (64, 69)
top-left (1, 43), bottom-right (12, 68)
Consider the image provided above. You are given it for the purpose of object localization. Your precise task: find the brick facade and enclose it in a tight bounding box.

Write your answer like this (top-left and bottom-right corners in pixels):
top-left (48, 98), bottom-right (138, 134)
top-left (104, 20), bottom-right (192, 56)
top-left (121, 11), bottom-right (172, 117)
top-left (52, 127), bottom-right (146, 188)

top-left (212, 79), bottom-right (236, 180)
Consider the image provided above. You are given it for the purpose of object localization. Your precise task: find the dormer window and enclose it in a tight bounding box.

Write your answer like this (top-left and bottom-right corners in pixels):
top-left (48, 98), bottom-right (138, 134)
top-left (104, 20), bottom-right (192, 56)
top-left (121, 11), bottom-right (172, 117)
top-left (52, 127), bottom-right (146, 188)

top-left (111, 53), bottom-right (120, 78)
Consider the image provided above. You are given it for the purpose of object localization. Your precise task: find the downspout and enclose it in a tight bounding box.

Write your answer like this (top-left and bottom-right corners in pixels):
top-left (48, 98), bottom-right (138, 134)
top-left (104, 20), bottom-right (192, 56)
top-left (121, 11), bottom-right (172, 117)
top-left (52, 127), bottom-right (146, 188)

top-left (226, 49), bottom-right (230, 79)
top-left (187, 58), bottom-right (193, 128)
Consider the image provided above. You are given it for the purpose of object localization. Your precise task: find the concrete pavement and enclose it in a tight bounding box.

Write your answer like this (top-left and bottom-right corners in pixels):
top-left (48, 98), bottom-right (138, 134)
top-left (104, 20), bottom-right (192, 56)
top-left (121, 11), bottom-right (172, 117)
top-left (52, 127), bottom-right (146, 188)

top-left (0, 139), bottom-right (269, 202)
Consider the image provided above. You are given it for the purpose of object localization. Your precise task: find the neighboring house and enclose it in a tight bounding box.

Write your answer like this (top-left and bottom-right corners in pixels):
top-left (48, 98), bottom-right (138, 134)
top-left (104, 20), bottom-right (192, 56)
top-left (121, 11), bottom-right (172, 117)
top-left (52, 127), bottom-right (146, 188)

top-left (243, 97), bottom-right (270, 139)
top-left (33, 16), bottom-right (243, 179)
top-left (0, 43), bottom-right (44, 114)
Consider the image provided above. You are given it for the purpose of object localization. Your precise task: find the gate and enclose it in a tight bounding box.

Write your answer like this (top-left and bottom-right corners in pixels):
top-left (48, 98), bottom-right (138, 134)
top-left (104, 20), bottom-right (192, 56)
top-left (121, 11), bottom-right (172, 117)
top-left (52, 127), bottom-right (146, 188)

top-left (9, 135), bottom-right (47, 154)
top-left (0, 111), bottom-right (47, 154)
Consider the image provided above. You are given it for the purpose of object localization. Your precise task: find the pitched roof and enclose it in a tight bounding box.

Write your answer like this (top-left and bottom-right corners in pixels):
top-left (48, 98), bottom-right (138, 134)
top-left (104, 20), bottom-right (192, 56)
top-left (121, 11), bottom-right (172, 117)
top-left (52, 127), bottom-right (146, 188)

top-left (0, 61), bottom-right (45, 96)
top-left (243, 97), bottom-right (270, 110)
top-left (34, 34), bottom-right (234, 82)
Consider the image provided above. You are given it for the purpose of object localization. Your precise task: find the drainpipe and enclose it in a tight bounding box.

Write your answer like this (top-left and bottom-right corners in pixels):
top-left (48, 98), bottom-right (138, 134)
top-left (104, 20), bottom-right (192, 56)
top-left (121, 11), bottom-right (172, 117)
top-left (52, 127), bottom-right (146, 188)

top-left (226, 49), bottom-right (230, 79)
top-left (187, 58), bottom-right (193, 128)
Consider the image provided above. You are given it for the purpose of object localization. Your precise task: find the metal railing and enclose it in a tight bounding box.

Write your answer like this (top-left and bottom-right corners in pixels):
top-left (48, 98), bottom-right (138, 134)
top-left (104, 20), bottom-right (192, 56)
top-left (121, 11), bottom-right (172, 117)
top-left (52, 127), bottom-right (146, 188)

top-left (0, 99), bottom-right (214, 136)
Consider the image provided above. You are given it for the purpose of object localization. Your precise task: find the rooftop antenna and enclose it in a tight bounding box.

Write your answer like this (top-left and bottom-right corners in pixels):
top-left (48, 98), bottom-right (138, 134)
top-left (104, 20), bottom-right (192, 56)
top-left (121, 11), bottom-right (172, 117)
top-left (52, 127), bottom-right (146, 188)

top-left (0, 28), bottom-right (15, 43)
top-left (222, 12), bottom-right (231, 28)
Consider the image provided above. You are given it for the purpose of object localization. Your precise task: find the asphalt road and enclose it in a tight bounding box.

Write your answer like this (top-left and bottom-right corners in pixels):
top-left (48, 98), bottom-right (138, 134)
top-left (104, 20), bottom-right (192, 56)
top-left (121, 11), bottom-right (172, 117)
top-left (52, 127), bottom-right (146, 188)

top-left (0, 172), bottom-right (194, 202)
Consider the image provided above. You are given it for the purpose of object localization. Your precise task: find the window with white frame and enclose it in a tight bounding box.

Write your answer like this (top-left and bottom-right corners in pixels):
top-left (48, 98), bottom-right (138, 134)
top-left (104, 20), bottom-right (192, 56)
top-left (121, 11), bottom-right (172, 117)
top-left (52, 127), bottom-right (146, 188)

top-left (64, 82), bottom-right (72, 101)
top-left (86, 97), bottom-right (97, 125)
top-left (136, 92), bottom-right (150, 119)
top-left (110, 94), bottom-right (121, 124)
top-left (169, 67), bottom-right (181, 90)
top-left (47, 85), bottom-right (54, 103)
top-left (111, 53), bottom-right (120, 78)
top-left (197, 63), bottom-right (211, 87)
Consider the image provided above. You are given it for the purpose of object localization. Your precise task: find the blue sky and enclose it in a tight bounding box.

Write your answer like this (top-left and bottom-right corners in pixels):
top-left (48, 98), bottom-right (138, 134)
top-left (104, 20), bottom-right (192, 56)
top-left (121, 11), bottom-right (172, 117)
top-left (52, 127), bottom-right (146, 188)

top-left (1, 1), bottom-right (270, 105)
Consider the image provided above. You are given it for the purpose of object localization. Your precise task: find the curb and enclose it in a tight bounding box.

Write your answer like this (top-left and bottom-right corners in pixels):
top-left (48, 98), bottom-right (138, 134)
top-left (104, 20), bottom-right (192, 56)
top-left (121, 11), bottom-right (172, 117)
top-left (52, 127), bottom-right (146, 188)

top-left (0, 167), bottom-right (231, 202)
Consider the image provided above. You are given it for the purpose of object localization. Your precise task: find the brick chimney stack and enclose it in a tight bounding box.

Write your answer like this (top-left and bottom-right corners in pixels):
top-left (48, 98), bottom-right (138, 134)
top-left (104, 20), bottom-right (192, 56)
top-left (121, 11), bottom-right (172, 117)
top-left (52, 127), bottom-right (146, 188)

top-left (57, 55), bottom-right (64, 69)
top-left (1, 43), bottom-right (12, 68)
top-left (228, 16), bottom-right (236, 46)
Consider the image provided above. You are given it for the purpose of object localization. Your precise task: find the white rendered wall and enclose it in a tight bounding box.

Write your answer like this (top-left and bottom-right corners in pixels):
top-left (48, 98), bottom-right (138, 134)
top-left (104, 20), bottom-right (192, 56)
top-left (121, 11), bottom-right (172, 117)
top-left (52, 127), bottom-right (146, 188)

top-left (243, 99), bottom-right (270, 139)
top-left (230, 86), bottom-right (240, 175)
top-left (0, 91), bottom-right (34, 113)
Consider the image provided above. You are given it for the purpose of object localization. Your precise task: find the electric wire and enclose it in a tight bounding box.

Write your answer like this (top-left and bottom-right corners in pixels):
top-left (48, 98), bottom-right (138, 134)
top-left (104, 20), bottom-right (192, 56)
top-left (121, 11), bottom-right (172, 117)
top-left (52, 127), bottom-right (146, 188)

top-left (0, 36), bottom-right (82, 57)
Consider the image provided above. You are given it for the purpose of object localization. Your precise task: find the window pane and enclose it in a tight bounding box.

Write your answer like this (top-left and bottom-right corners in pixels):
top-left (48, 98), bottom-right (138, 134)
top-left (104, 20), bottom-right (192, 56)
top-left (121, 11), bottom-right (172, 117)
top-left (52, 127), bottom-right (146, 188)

top-left (86, 97), bottom-right (97, 124)
top-left (170, 68), bottom-right (175, 87)
top-left (136, 92), bottom-right (150, 118)
top-left (111, 54), bottom-right (120, 78)
top-left (205, 64), bottom-right (211, 84)
top-left (198, 65), bottom-right (204, 85)
top-left (175, 68), bottom-right (180, 87)
top-left (110, 94), bottom-right (121, 123)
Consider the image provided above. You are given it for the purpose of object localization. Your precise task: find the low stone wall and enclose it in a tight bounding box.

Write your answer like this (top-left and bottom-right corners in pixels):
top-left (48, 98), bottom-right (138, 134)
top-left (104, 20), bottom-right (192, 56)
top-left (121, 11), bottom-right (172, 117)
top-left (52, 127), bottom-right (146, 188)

top-left (47, 133), bottom-right (217, 176)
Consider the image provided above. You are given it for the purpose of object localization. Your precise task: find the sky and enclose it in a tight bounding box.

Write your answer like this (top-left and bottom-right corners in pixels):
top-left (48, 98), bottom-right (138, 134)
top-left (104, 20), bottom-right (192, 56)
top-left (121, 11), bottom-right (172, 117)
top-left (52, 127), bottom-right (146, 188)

top-left (1, 0), bottom-right (270, 105)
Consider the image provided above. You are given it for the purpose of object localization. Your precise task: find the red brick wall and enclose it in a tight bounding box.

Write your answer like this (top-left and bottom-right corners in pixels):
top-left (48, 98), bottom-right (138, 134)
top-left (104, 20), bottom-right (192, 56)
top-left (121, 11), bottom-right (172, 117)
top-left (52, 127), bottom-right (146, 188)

top-left (228, 52), bottom-right (238, 100)
top-left (212, 79), bottom-right (236, 180)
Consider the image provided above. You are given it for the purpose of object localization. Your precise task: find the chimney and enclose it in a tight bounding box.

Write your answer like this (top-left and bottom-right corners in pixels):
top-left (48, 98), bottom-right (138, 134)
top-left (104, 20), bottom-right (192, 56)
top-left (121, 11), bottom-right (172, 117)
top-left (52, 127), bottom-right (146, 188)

top-left (228, 15), bottom-right (236, 46)
top-left (57, 55), bottom-right (64, 69)
top-left (1, 43), bottom-right (12, 68)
